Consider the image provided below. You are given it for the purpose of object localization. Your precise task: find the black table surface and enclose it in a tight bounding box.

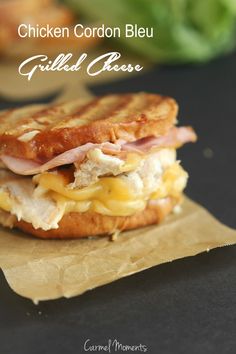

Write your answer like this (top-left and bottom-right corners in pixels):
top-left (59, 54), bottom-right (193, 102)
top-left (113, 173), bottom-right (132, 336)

top-left (0, 52), bottom-right (236, 354)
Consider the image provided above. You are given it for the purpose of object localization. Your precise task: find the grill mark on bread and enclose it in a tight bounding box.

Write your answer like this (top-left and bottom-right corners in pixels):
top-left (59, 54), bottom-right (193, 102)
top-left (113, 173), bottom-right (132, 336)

top-left (108, 94), bottom-right (165, 123)
top-left (0, 93), bottom-right (178, 161)
top-left (108, 94), bottom-right (146, 123)
top-left (19, 99), bottom-right (92, 133)
top-left (51, 96), bottom-right (106, 128)
top-left (34, 98), bottom-right (93, 130)
top-left (53, 95), bottom-right (136, 128)
top-left (0, 105), bottom-right (46, 135)
top-left (95, 94), bottom-right (134, 122)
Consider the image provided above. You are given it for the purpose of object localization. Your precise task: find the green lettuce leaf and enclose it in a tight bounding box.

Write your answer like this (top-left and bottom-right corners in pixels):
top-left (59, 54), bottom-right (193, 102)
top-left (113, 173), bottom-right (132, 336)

top-left (64, 0), bottom-right (236, 63)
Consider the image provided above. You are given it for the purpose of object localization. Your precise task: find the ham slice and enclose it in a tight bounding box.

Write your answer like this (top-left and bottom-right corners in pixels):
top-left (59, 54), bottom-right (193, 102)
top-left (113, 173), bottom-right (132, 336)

top-left (122, 127), bottom-right (197, 153)
top-left (1, 142), bottom-right (121, 176)
top-left (0, 126), bottom-right (196, 175)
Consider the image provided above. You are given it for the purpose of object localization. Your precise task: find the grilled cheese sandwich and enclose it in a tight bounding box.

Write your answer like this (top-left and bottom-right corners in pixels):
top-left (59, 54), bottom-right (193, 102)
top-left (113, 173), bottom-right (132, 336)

top-left (0, 93), bottom-right (196, 238)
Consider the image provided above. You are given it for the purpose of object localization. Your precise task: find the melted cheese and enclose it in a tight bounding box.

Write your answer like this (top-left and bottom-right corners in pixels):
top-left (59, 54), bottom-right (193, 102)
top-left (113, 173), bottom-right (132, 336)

top-left (33, 162), bottom-right (187, 217)
top-left (151, 163), bottom-right (188, 200)
top-left (35, 173), bottom-right (136, 201)
top-left (0, 190), bottom-right (12, 212)
top-left (0, 162), bottom-right (188, 229)
top-left (120, 153), bottom-right (143, 172)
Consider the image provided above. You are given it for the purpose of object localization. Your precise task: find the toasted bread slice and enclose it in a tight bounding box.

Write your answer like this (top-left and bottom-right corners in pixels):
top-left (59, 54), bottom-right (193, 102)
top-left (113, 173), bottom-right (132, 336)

top-left (13, 197), bottom-right (179, 239)
top-left (0, 93), bottom-right (178, 162)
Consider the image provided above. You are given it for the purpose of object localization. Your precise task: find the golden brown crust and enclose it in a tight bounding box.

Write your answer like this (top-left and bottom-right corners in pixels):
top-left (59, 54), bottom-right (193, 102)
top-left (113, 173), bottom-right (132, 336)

top-left (13, 197), bottom-right (179, 239)
top-left (0, 94), bottom-right (178, 162)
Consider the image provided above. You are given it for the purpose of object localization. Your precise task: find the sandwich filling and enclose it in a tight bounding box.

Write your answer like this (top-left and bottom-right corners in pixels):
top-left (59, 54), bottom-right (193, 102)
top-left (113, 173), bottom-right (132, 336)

top-left (0, 141), bottom-right (189, 231)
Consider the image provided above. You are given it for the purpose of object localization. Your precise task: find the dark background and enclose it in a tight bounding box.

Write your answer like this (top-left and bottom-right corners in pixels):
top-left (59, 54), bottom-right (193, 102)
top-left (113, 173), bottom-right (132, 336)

top-left (0, 51), bottom-right (236, 354)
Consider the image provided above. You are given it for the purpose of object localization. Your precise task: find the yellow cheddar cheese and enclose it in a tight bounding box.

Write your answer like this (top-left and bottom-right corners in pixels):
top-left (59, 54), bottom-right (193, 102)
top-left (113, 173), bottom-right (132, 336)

top-left (34, 163), bottom-right (187, 217)
top-left (0, 190), bottom-right (12, 212)
top-left (35, 173), bottom-right (137, 202)
top-left (151, 163), bottom-right (188, 200)
top-left (120, 153), bottom-right (143, 172)
top-left (0, 163), bottom-right (187, 223)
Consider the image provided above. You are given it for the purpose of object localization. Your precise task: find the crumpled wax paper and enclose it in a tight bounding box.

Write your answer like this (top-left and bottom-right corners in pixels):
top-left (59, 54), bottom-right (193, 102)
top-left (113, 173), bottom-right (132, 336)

top-left (0, 197), bottom-right (235, 303)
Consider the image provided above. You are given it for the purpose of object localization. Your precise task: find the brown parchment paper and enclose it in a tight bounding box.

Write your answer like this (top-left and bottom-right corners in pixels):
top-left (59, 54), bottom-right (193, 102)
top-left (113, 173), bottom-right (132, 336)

top-left (0, 197), bottom-right (235, 303)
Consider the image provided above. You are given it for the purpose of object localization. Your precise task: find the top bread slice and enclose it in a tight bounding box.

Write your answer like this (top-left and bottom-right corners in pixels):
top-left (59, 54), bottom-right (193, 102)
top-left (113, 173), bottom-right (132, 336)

top-left (0, 93), bottom-right (178, 162)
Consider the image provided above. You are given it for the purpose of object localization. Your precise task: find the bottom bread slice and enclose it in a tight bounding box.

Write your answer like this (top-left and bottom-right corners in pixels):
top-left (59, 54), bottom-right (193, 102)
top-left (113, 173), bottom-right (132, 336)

top-left (10, 196), bottom-right (180, 239)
